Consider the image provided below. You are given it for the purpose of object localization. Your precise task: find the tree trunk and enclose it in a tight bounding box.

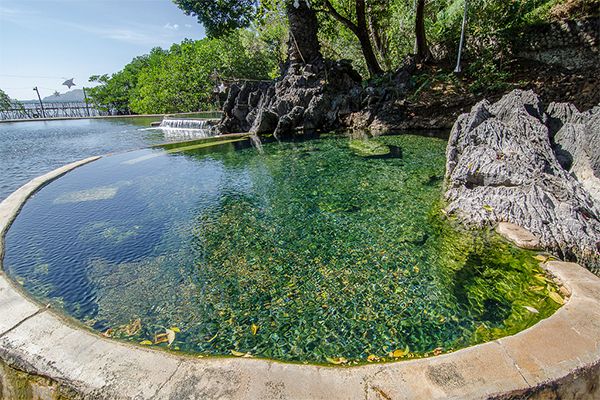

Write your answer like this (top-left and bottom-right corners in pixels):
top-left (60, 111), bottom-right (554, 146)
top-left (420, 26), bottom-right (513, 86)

top-left (286, 2), bottom-right (322, 65)
top-left (322, 0), bottom-right (383, 76)
top-left (356, 0), bottom-right (384, 76)
top-left (415, 0), bottom-right (432, 63)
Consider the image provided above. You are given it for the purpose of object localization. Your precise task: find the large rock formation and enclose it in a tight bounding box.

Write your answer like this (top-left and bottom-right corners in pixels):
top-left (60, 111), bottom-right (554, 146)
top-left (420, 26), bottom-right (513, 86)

top-left (218, 57), bottom-right (416, 138)
top-left (445, 90), bottom-right (600, 271)
top-left (219, 60), bottom-right (363, 137)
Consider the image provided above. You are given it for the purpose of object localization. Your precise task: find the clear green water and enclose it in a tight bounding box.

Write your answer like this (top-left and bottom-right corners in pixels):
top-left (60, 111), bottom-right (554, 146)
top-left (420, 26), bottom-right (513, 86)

top-left (3, 134), bottom-right (561, 364)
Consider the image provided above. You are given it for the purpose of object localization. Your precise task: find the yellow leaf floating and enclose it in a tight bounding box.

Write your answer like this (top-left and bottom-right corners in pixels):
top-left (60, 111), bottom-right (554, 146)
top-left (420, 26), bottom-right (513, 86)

top-left (231, 350), bottom-right (246, 357)
top-left (154, 333), bottom-right (169, 345)
top-left (326, 357), bottom-right (348, 365)
top-left (251, 324), bottom-right (259, 335)
top-left (549, 291), bottom-right (564, 305)
top-left (367, 354), bottom-right (380, 362)
top-left (170, 326), bottom-right (181, 333)
top-left (482, 205), bottom-right (494, 212)
top-left (124, 318), bottom-right (142, 336)
top-left (139, 340), bottom-right (153, 345)
top-left (207, 332), bottom-right (218, 343)
top-left (389, 346), bottom-right (410, 358)
top-left (166, 329), bottom-right (176, 346)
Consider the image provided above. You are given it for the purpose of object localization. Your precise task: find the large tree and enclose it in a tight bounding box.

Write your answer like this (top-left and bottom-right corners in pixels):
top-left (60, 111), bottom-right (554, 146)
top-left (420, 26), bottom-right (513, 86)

top-left (174, 0), bottom-right (322, 64)
top-left (317, 0), bottom-right (383, 75)
top-left (172, 0), bottom-right (257, 37)
top-left (173, 0), bottom-right (385, 76)
top-left (414, 0), bottom-right (432, 63)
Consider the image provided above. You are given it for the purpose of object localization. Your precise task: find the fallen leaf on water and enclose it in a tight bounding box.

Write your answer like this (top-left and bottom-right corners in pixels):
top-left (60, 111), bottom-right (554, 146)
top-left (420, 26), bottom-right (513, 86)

top-left (154, 333), bottom-right (169, 344)
top-left (523, 306), bottom-right (539, 314)
top-left (367, 354), bottom-right (380, 362)
top-left (482, 205), bottom-right (494, 212)
top-left (170, 326), bottom-right (181, 333)
top-left (549, 291), bottom-right (564, 305)
top-left (326, 357), bottom-right (348, 365)
top-left (390, 346), bottom-right (409, 358)
top-left (231, 350), bottom-right (246, 357)
top-left (124, 318), bottom-right (142, 336)
top-left (207, 332), bottom-right (218, 342)
top-left (251, 324), bottom-right (259, 335)
top-left (139, 340), bottom-right (153, 345)
top-left (166, 329), bottom-right (176, 346)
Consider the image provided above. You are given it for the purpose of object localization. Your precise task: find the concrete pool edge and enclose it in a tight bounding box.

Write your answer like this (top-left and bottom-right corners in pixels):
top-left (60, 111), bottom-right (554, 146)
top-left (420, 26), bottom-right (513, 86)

top-left (0, 159), bottom-right (599, 399)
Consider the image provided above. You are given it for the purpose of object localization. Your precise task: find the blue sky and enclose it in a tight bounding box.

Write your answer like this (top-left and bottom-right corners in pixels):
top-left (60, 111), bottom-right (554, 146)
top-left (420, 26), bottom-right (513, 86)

top-left (0, 0), bottom-right (206, 100)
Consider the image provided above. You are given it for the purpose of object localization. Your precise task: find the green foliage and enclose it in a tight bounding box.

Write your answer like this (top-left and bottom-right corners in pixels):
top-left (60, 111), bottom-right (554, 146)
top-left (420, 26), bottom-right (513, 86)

top-left (89, 0), bottom-right (594, 113)
top-left (87, 32), bottom-right (277, 115)
top-left (0, 88), bottom-right (12, 111)
top-left (172, 0), bottom-right (258, 37)
top-left (87, 50), bottom-right (164, 114)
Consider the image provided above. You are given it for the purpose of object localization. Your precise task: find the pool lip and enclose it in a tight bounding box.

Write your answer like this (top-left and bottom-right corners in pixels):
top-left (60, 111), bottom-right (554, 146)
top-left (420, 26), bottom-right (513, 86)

top-left (1, 156), bottom-right (599, 399)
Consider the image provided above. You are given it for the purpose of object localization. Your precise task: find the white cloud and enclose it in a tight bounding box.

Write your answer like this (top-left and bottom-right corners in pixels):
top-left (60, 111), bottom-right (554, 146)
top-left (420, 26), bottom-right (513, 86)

top-left (63, 22), bottom-right (172, 46)
top-left (163, 23), bottom-right (179, 31)
top-left (0, 5), bottom-right (39, 22)
top-left (184, 24), bottom-right (192, 28)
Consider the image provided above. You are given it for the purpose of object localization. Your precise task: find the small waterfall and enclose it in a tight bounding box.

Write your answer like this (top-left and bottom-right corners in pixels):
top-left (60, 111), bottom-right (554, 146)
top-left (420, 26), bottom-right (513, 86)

top-left (158, 118), bottom-right (218, 140)
top-left (159, 119), bottom-right (209, 130)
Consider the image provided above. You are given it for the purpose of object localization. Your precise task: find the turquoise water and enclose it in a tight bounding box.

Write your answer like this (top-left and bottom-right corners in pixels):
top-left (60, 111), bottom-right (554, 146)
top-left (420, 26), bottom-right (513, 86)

top-left (3, 134), bottom-right (561, 364)
top-left (0, 117), bottom-right (177, 201)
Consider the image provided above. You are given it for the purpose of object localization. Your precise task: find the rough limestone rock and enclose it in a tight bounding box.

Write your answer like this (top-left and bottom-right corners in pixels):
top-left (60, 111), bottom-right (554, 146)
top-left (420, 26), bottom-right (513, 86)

top-left (445, 89), bottom-right (600, 271)
top-left (547, 102), bottom-right (600, 203)
top-left (218, 57), bottom-right (416, 137)
top-left (219, 60), bottom-right (363, 137)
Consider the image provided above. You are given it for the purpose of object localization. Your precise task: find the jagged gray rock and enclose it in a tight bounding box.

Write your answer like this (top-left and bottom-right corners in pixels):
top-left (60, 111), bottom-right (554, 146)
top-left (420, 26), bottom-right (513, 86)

top-left (548, 102), bottom-right (600, 203)
top-left (218, 57), bottom-right (416, 137)
top-left (445, 89), bottom-right (600, 272)
top-left (219, 60), bottom-right (363, 137)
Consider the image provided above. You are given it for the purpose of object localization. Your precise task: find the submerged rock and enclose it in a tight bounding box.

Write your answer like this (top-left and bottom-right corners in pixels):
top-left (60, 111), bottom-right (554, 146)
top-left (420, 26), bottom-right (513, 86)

top-left (445, 89), bottom-right (600, 271)
top-left (348, 139), bottom-right (391, 157)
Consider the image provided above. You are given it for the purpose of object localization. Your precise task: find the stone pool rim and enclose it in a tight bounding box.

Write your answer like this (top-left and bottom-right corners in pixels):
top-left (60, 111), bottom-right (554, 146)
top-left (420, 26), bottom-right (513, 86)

top-left (1, 152), bottom-right (599, 399)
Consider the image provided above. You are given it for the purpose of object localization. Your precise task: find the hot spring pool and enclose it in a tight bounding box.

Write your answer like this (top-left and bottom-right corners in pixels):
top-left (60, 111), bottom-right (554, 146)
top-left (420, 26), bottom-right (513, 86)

top-left (3, 134), bottom-right (561, 365)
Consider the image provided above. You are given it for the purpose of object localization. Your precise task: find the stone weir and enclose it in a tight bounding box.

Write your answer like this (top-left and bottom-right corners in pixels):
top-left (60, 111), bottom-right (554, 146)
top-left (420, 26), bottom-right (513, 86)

top-left (445, 89), bottom-right (600, 271)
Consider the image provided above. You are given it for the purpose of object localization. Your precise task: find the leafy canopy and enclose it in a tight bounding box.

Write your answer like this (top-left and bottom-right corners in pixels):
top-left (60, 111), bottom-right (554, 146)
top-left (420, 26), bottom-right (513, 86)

top-left (173, 0), bottom-right (259, 37)
top-left (87, 31), bottom-right (277, 114)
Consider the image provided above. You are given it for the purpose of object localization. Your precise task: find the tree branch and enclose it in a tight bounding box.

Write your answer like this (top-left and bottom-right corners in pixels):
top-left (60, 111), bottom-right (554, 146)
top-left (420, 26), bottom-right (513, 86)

top-left (321, 0), bottom-right (359, 35)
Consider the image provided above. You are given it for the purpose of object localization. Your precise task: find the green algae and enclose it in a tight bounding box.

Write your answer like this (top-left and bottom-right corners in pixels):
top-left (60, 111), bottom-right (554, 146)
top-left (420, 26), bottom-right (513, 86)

top-left (348, 139), bottom-right (391, 157)
top-left (4, 134), bottom-right (562, 365)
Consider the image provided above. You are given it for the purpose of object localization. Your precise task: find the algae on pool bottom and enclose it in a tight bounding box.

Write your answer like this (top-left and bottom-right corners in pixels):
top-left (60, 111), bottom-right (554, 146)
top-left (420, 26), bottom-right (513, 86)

top-left (3, 134), bottom-right (562, 365)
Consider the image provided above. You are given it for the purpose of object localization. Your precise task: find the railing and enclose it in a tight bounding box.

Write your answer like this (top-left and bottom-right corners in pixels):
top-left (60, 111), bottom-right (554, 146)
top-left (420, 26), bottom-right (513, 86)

top-left (0, 102), bottom-right (112, 121)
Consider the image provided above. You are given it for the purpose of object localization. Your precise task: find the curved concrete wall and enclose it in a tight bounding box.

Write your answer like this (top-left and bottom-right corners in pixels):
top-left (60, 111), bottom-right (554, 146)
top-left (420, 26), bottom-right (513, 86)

top-left (1, 157), bottom-right (600, 400)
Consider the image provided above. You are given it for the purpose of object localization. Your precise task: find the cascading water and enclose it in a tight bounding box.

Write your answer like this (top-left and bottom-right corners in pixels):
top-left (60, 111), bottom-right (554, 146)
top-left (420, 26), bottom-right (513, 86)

top-left (158, 118), bottom-right (218, 140)
top-left (159, 119), bottom-right (209, 130)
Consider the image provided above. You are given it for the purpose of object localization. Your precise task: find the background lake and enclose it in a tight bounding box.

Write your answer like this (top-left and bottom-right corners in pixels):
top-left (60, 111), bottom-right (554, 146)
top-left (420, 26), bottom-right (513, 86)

top-left (0, 117), bottom-right (165, 201)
